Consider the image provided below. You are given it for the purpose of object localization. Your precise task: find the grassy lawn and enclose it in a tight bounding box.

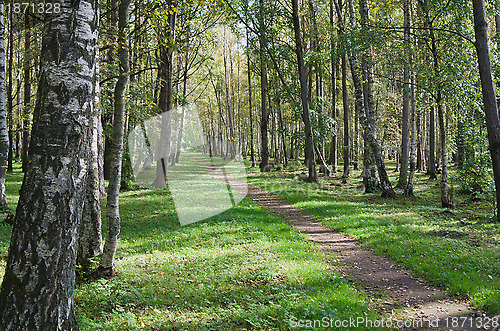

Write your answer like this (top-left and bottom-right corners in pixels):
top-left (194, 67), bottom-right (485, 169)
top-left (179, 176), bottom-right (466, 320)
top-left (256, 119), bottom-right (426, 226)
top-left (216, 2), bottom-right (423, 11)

top-left (0, 162), bottom-right (383, 330)
top-left (247, 160), bottom-right (500, 315)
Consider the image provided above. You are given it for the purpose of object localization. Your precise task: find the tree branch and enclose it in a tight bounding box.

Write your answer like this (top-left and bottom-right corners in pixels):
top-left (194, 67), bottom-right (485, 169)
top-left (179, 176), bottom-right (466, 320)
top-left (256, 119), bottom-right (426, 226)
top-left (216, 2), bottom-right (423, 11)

top-left (100, 67), bottom-right (158, 85)
top-left (373, 72), bottom-right (437, 101)
top-left (367, 24), bottom-right (474, 45)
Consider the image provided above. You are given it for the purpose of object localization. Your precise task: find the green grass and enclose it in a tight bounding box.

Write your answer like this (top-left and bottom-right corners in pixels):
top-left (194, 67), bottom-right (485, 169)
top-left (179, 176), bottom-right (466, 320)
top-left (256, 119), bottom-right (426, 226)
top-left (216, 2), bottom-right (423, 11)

top-left (0, 162), bottom-right (383, 330)
top-left (247, 159), bottom-right (500, 314)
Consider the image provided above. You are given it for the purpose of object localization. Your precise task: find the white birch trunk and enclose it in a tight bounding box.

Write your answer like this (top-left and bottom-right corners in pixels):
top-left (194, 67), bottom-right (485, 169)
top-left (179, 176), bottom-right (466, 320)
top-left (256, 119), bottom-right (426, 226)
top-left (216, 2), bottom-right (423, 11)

top-left (100, 0), bottom-right (131, 274)
top-left (0, 1), bottom-right (98, 329)
top-left (0, 0), bottom-right (8, 207)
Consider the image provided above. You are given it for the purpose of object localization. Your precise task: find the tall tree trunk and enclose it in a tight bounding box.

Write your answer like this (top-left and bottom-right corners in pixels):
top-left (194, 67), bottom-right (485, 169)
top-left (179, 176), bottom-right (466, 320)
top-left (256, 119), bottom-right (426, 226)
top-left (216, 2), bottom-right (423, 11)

top-left (416, 102), bottom-right (423, 171)
top-left (341, 55), bottom-right (350, 179)
top-left (6, 4), bottom-right (12, 173)
top-left (456, 104), bottom-right (465, 170)
top-left (347, 0), bottom-right (364, 175)
top-left (100, 0), bottom-right (131, 276)
top-left (97, 74), bottom-right (106, 197)
top-left (405, 74), bottom-right (417, 196)
top-left (78, 84), bottom-right (103, 269)
top-left (397, 0), bottom-right (411, 188)
top-left (292, 0), bottom-right (317, 182)
top-left (0, 1), bottom-right (98, 328)
top-left (436, 101), bottom-right (451, 207)
top-left (259, 0), bottom-right (270, 172)
top-left (359, 0), bottom-right (395, 198)
top-left (78, 45), bottom-right (103, 267)
top-left (421, 0), bottom-right (451, 206)
top-left (335, 1), bottom-right (350, 179)
top-left (495, 0), bottom-right (500, 45)
top-left (361, 63), bottom-right (378, 191)
top-left (353, 97), bottom-right (360, 171)
top-left (329, 0), bottom-right (337, 172)
top-left (347, 0), bottom-right (377, 192)
top-left (224, 39), bottom-right (237, 159)
top-left (103, 0), bottom-right (119, 180)
top-left (472, 0), bottom-right (500, 221)
top-left (120, 112), bottom-right (135, 190)
top-left (15, 35), bottom-right (21, 161)
top-left (277, 101), bottom-right (288, 167)
top-left (152, 0), bottom-right (176, 188)
top-left (246, 30), bottom-right (256, 168)
top-left (170, 55), bottom-right (182, 166)
top-left (428, 104), bottom-right (436, 178)
top-left (0, 0), bottom-right (7, 206)
top-left (175, 51), bottom-right (189, 164)
top-left (22, 13), bottom-right (30, 173)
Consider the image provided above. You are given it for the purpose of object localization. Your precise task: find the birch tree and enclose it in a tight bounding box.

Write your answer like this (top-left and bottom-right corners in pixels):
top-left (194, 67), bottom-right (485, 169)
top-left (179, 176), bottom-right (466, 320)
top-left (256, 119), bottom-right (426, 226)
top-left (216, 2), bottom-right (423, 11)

top-left (99, 0), bottom-right (131, 277)
top-left (246, 29), bottom-right (256, 168)
top-left (292, 0), bottom-right (317, 182)
top-left (404, 0), bottom-right (416, 196)
top-left (335, 0), bottom-right (350, 179)
top-left (22, 13), bottom-right (30, 173)
top-left (77, 55), bottom-right (103, 269)
top-left (329, 0), bottom-right (337, 172)
top-left (152, 0), bottom-right (177, 188)
top-left (0, 0), bottom-right (7, 207)
top-left (358, 0), bottom-right (395, 198)
top-left (397, 0), bottom-right (411, 189)
top-left (472, 0), bottom-right (500, 222)
top-left (258, 0), bottom-right (270, 172)
top-left (0, 0), bottom-right (98, 329)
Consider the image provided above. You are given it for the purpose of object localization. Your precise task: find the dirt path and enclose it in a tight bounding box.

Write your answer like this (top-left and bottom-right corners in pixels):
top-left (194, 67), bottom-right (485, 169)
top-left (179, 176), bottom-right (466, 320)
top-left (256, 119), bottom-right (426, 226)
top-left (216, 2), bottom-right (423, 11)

top-left (187, 156), bottom-right (497, 330)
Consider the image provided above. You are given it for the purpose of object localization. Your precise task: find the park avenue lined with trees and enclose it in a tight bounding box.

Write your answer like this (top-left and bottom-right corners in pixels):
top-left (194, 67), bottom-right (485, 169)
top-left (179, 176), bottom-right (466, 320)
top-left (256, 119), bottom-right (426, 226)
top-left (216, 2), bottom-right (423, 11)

top-left (0, 0), bottom-right (499, 329)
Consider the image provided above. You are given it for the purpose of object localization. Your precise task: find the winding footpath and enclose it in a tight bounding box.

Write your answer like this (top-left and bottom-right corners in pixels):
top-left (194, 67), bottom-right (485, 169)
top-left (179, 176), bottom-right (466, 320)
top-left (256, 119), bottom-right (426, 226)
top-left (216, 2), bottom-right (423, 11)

top-left (188, 155), bottom-right (497, 330)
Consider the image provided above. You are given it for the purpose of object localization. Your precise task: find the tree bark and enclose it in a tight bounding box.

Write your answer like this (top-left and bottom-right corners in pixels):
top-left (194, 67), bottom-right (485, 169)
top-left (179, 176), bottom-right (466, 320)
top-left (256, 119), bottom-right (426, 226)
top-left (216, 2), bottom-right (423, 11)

top-left (259, 0), bottom-right (270, 172)
top-left (174, 51), bottom-right (189, 164)
top-left (152, 0), bottom-right (176, 188)
top-left (347, 0), bottom-right (377, 192)
top-left (223, 36), bottom-right (237, 160)
top-left (100, 0), bottom-right (131, 276)
top-left (416, 102), bottom-right (424, 171)
top-left (346, 0), bottom-right (365, 176)
top-left (329, 0), bottom-right (337, 172)
top-left (335, 1), bottom-right (350, 179)
top-left (421, 0), bottom-right (451, 207)
top-left (0, 1), bottom-right (7, 207)
top-left (78, 92), bottom-right (103, 269)
top-left (358, 0), bottom-right (395, 198)
top-left (292, 0), bottom-right (317, 182)
top-left (397, 0), bottom-right (411, 189)
top-left (6, 4), bottom-right (12, 173)
top-left (472, 0), bottom-right (500, 221)
top-left (103, 0), bottom-right (119, 181)
top-left (78, 42), bottom-right (103, 268)
top-left (277, 101), bottom-right (288, 167)
top-left (495, 0), bottom-right (500, 44)
top-left (428, 104), bottom-right (436, 178)
top-left (22, 13), bottom-right (31, 173)
top-left (405, 74), bottom-right (417, 196)
top-left (361, 63), bottom-right (378, 192)
top-left (247, 29), bottom-right (256, 168)
top-left (97, 75), bottom-right (106, 197)
top-left (0, 1), bottom-right (98, 329)
top-left (246, 35), bottom-right (255, 168)
top-left (341, 54), bottom-right (350, 179)
top-left (456, 105), bottom-right (464, 169)
top-left (120, 113), bottom-right (135, 190)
